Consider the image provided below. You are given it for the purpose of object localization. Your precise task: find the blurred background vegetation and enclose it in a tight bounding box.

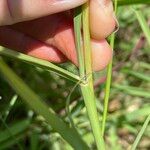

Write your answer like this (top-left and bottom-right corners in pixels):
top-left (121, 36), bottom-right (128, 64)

top-left (0, 3), bottom-right (150, 150)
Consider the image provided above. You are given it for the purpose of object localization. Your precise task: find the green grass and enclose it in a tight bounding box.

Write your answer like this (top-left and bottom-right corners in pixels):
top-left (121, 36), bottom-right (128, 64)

top-left (0, 47), bottom-right (80, 83)
top-left (101, 0), bottom-right (118, 136)
top-left (0, 58), bottom-right (89, 150)
top-left (74, 3), bottom-right (105, 149)
top-left (131, 114), bottom-right (150, 150)
top-left (117, 0), bottom-right (150, 6)
top-left (0, 1), bottom-right (150, 150)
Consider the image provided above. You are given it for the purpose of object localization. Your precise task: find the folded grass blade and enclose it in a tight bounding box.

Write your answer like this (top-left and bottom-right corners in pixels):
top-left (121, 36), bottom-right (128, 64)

top-left (0, 47), bottom-right (80, 83)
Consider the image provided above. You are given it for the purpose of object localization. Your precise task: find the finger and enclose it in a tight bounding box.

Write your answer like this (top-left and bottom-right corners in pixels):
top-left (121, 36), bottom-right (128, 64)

top-left (11, 14), bottom-right (112, 71)
top-left (91, 40), bottom-right (112, 71)
top-left (11, 14), bottom-right (78, 64)
top-left (0, 27), bottom-right (67, 63)
top-left (90, 0), bottom-right (117, 40)
top-left (0, 0), bottom-right (87, 25)
top-left (53, 27), bottom-right (112, 71)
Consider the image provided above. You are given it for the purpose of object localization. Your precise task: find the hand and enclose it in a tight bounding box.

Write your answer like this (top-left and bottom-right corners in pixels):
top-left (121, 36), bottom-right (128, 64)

top-left (0, 0), bottom-right (117, 71)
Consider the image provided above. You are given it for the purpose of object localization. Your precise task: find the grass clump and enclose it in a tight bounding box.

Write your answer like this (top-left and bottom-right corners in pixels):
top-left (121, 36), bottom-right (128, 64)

top-left (0, 1), bottom-right (150, 150)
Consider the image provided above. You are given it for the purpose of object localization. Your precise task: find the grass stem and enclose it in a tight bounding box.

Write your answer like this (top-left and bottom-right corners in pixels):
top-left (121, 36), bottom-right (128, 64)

top-left (74, 3), bottom-right (105, 150)
top-left (101, 0), bottom-right (117, 136)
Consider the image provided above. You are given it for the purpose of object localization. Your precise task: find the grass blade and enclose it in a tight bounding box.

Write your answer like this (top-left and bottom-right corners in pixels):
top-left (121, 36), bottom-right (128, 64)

top-left (138, 62), bottom-right (150, 70)
top-left (117, 0), bottom-right (150, 6)
top-left (131, 114), bottom-right (150, 150)
top-left (133, 8), bottom-right (150, 45)
top-left (0, 58), bottom-right (89, 150)
top-left (113, 84), bottom-right (150, 98)
top-left (30, 131), bottom-right (39, 150)
top-left (74, 3), bottom-right (105, 149)
top-left (122, 69), bottom-right (150, 82)
top-left (3, 95), bottom-right (18, 121)
top-left (82, 3), bottom-right (105, 149)
top-left (101, 0), bottom-right (118, 136)
top-left (0, 134), bottom-right (25, 150)
top-left (108, 105), bottom-right (150, 122)
top-left (74, 7), bottom-right (85, 78)
top-left (0, 119), bottom-right (30, 143)
top-left (0, 47), bottom-right (80, 83)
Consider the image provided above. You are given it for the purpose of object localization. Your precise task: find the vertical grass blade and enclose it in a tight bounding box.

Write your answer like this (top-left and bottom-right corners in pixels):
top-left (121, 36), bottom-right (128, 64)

top-left (74, 7), bottom-right (85, 78)
top-left (0, 58), bottom-right (89, 150)
top-left (74, 3), bottom-right (105, 149)
top-left (101, 0), bottom-right (118, 136)
top-left (131, 114), bottom-right (150, 150)
top-left (82, 2), bottom-right (105, 149)
top-left (82, 4), bottom-right (92, 76)
top-left (81, 85), bottom-right (105, 150)
top-left (3, 95), bottom-right (18, 121)
top-left (81, 3), bottom-right (105, 150)
top-left (133, 9), bottom-right (150, 45)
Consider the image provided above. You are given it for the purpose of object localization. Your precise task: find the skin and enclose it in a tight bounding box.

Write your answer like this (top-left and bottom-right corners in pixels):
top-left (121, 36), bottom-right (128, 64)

top-left (0, 0), bottom-right (117, 71)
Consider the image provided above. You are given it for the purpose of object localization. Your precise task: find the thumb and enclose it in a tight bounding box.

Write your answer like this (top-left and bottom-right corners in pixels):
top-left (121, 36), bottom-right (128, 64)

top-left (0, 0), bottom-right (87, 26)
top-left (90, 0), bottom-right (117, 39)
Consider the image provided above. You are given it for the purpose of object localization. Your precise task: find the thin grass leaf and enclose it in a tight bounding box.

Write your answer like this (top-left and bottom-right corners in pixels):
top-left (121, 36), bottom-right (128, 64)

top-left (30, 131), bottom-right (39, 150)
top-left (131, 114), bottom-right (150, 150)
top-left (82, 5), bottom-right (92, 76)
top-left (0, 117), bottom-right (26, 150)
top-left (139, 62), bottom-right (150, 70)
top-left (108, 127), bottom-right (122, 150)
top-left (122, 69), bottom-right (150, 82)
top-left (133, 8), bottom-right (150, 45)
top-left (0, 58), bottom-right (89, 150)
top-left (113, 84), bottom-right (150, 98)
top-left (65, 81), bottom-right (81, 128)
top-left (74, 7), bottom-right (85, 78)
top-left (71, 100), bottom-right (85, 118)
top-left (0, 47), bottom-right (80, 83)
top-left (0, 134), bottom-right (25, 150)
top-left (3, 95), bottom-right (18, 121)
top-left (117, 0), bottom-right (150, 6)
top-left (0, 119), bottom-right (30, 143)
top-left (108, 105), bottom-right (150, 122)
top-left (125, 106), bottom-right (150, 122)
top-left (101, 0), bottom-right (118, 136)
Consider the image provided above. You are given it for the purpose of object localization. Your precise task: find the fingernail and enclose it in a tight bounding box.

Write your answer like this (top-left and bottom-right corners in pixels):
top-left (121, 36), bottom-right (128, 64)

top-left (95, 0), bottom-right (114, 15)
top-left (112, 13), bottom-right (119, 33)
